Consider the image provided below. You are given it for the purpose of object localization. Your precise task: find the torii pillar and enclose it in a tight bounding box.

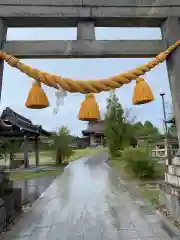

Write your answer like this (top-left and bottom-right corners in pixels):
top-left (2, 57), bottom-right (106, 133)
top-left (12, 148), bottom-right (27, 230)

top-left (161, 17), bottom-right (180, 221)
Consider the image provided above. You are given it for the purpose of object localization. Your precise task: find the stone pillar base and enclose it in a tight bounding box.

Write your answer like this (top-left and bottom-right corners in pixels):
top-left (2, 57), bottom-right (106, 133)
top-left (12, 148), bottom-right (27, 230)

top-left (160, 184), bottom-right (180, 222)
top-left (0, 167), bottom-right (22, 233)
top-left (159, 150), bottom-right (180, 222)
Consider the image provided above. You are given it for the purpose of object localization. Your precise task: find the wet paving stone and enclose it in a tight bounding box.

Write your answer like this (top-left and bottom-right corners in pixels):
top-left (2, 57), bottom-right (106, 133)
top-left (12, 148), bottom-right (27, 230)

top-left (4, 153), bottom-right (178, 240)
top-left (13, 175), bottom-right (56, 205)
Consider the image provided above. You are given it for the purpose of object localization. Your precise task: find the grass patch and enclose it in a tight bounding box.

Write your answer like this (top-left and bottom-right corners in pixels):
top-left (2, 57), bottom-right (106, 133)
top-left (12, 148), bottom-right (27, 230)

top-left (39, 151), bottom-right (54, 158)
top-left (154, 162), bottom-right (166, 179)
top-left (108, 159), bottom-right (134, 181)
top-left (141, 189), bottom-right (160, 206)
top-left (108, 159), bottom-right (162, 207)
top-left (109, 154), bottom-right (166, 181)
top-left (1, 148), bottom-right (107, 167)
top-left (9, 148), bottom-right (106, 180)
top-left (10, 167), bottom-right (63, 180)
top-left (68, 147), bottom-right (107, 162)
top-left (108, 159), bottom-right (125, 168)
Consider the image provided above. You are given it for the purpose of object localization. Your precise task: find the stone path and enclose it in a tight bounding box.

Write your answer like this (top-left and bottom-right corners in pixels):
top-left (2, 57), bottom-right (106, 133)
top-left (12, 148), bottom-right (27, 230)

top-left (4, 153), bottom-right (180, 240)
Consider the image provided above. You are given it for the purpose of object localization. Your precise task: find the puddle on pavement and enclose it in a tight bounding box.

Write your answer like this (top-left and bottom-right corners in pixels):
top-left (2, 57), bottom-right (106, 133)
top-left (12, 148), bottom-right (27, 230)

top-left (13, 175), bottom-right (56, 204)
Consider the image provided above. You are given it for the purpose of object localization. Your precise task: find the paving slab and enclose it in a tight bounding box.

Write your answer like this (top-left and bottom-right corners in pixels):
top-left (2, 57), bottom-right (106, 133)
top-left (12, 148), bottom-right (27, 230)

top-left (4, 153), bottom-right (180, 240)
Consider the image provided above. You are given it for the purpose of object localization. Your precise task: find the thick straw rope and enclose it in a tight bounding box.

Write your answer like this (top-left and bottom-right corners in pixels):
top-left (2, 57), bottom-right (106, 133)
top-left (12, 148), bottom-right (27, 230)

top-left (0, 41), bottom-right (180, 93)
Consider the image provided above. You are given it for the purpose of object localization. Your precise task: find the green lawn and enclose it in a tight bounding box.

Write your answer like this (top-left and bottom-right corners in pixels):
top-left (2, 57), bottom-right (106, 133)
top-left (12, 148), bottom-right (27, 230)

top-left (8, 148), bottom-right (107, 180)
top-left (0, 147), bottom-right (107, 167)
top-left (37, 147), bottom-right (107, 164)
top-left (10, 167), bottom-right (64, 180)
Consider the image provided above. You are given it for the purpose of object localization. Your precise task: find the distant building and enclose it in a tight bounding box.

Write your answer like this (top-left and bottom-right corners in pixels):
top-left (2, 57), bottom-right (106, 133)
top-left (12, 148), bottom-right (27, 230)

top-left (82, 120), bottom-right (105, 147)
top-left (0, 107), bottom-right (51, 168)
top-left (82, 120), bottom-right (138, 148)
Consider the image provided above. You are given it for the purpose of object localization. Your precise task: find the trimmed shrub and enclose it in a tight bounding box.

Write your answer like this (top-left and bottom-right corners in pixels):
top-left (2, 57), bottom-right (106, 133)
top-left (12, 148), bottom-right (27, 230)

top-left (121, 147), bottom-right (155, 179)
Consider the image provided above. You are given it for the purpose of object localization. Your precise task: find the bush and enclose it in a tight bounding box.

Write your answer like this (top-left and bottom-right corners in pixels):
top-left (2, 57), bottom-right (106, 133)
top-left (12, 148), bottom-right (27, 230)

top-left (56, 146), bottom-right (74, 165)
top-left (121, 147), bottom-right (155, 179)
top-left (53, 127), bottom-right (74, 165)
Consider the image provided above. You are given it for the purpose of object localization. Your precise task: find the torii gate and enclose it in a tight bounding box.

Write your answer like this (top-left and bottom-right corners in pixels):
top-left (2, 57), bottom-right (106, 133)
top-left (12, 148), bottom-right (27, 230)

top-left (0, 0), bottom-right (180, 218)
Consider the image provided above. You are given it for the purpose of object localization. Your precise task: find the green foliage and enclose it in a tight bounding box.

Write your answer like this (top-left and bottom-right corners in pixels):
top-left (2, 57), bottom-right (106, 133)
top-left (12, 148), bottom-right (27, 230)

top-left (0, 139), bottom-right (23, 161)
top-left (132, 121), bottom-right (161, 142)
top-left (52, 126), bottom-right (74, 165)
top-left (168, 117), bottom-right (177, 137)
top-left (168, 124), bottom-right (177, 136)
top-left (141, 189), bottom-right (160, 206)
top-left (104, 91), bottom-right (138, 157)
top-left (104, 91), bottom-right (163, 177)
top-left (121, 121), bottom-right (137, 147)
top-left (104, 91), bottom-right (126, 157)
top-left (122, 147), bottom-right (156, 179)
top-left (6, 140), bottom-right (23, 153)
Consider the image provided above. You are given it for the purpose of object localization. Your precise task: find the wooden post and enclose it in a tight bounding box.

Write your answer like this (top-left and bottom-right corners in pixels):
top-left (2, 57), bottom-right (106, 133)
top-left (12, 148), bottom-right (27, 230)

top-left (23, 137), bottom-right (29, 168)
top-left (35, 136), bottom-right (39, 167)
top-left (0, 19), bottom-right (7, 101)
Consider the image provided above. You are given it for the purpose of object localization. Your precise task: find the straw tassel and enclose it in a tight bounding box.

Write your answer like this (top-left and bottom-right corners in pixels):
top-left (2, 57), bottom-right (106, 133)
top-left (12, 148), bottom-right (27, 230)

top-left (132, 78), bottom-right (154, 105)
top-left (25, 81), bottom-right (49, 109)
top-left (78, 93), bottom-right (100, 121)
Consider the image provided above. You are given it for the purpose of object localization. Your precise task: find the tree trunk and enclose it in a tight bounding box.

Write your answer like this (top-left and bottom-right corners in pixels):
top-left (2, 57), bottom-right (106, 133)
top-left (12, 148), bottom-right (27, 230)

top-left (10, 152), bottom-right (13, 161)
top-left (4, 152), bottom-right (7, 165)
top-left (56, 148), bottom-right (62, 165)
top-left (9, 152), bottom-right (15, 168)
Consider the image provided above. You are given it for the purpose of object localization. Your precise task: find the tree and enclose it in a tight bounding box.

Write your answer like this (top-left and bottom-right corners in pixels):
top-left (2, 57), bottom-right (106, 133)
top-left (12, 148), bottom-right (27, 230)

top-left (105, 91), bottom-right (127, 157)
top-left (53, 126), bottom-right (74, 165)
top-left (143, 121), bottom-right (159, 137)
top-left (104, 91), bottom-right (162, 156)
top-left (122, 108), bottom-right (138, 147)
top-left (0, 139), bottom-right (23, 167)
top-left (4, 139), bottom-right (23, 161)
top-left (131, 121), bottom-right (161, 143)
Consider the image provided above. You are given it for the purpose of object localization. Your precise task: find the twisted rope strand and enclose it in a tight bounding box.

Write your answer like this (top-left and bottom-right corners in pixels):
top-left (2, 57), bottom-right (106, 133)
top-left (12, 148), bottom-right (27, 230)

top-left (0, 40), bottom-right (179, 93)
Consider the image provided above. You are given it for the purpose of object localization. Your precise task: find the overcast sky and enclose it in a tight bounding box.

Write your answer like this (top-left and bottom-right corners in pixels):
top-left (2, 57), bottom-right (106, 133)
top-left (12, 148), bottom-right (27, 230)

top-left (0, 27), bottom-right (172, 136)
